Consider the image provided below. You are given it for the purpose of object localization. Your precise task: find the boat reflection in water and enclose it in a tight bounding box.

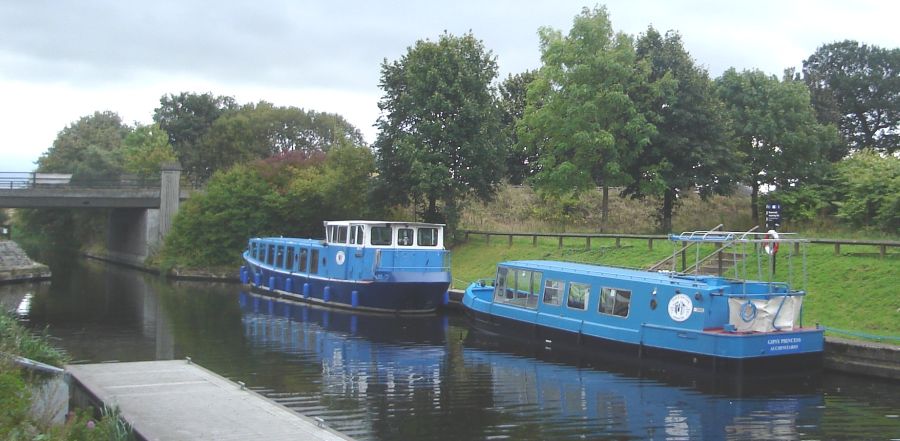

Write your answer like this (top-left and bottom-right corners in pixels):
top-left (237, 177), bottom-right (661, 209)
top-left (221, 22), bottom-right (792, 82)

top-left (238, 291), bottom-right (823, 441)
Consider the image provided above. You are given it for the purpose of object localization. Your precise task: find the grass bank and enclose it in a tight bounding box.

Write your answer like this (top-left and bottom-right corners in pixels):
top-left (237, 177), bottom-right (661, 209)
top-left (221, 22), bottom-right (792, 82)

top-left (0, 313), bottom-right (133, 440)
top-left (449, 237), bottom-right (899, 339)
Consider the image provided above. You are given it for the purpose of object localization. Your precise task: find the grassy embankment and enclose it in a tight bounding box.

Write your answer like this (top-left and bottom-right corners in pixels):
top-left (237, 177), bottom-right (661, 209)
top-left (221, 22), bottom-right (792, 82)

top-left (0, 313), bottom-right (132, 440)
top-left (451, 185), bottom-right (899, 339)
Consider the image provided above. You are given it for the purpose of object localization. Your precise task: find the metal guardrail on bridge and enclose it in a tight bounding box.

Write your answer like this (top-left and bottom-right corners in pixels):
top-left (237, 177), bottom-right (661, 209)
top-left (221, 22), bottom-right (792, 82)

top-left (461, 230), bottom-right (900, 259)
top-left (0, 172), bottom-right (161, 190)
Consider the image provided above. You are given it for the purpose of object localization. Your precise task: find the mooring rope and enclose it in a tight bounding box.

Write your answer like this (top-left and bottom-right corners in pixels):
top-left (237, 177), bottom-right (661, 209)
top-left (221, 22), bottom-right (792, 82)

top-left (824, 327), bottom-right (900, 343)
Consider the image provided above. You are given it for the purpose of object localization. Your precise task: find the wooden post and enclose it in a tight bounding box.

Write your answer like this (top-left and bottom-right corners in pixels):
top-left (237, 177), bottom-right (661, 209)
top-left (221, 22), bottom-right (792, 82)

top-left (615, 237), bottom-right (621, 248)
top-left (558, 236), bottom-right (563, 248)
top-left (834, 243), bottom-right (840, 255)
top-left (532, 235), bottom-right (537, 247)
top-left (586, 236), bottom-right (591, 250)
top-left (716, 242), bottom-right (723, 275)
top-left (648, 238), bottom-right (653, 250)
top-left (794, 242), bottom-right (799, 255)
top-left (465, 231), bottom-right (470, 241)
top-left (508, 235), bottom-right (513, 247)
top-left (880, 245), bottom-right (886, 259)
top-left (486, 234), bottom-right (491, 245)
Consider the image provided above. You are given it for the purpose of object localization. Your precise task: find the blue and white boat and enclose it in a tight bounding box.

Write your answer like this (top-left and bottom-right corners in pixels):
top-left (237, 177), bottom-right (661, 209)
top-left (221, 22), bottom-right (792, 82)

top-left (462, 229), bottom-right (824, 370)
top-left (241, 220), bottom-right (451, 313)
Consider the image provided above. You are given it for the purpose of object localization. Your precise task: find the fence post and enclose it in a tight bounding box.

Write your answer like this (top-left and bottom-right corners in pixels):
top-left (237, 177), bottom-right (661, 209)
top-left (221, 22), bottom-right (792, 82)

top-left (508, 234), bottom-right (513, 247)
top-left (648, 238), bottom-right (653, 250)
top-left (880, 245), bottom-right (886, 259)
top-left (834, 243), bottom-right (840, 255)
top-left (586, 236), bottom-right (591, 250)
top-left (615, 237), bottom-right (621, 248)
top-left (558, 236), bottom-right (563, 248)
top-left (532, 235), bottom-right (537, 247)
top-left (794, 242), bottom-right (800, 255)
top-left (486, 234), bottom-right (491, 245)
top-left (465, 231), bottom-right (469, 241)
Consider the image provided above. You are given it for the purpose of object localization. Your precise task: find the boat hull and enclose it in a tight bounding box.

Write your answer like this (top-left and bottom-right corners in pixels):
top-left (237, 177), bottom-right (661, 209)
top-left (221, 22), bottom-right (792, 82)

top-left (242, 261), bottom-right (449, 313)
top-left (464, 305), bottom-right (823, 373)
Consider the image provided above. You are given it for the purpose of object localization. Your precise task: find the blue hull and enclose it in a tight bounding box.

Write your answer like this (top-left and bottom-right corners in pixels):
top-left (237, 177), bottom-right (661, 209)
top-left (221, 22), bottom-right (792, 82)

top-left (242, 262), bottom-right (449, 313)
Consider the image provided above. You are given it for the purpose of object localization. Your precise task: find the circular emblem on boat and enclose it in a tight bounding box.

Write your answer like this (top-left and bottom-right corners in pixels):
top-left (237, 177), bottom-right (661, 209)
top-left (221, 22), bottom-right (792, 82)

top-left (335, 251), bottom-right (345, 265)
top-left (668, 293), bottom-right (693, 322)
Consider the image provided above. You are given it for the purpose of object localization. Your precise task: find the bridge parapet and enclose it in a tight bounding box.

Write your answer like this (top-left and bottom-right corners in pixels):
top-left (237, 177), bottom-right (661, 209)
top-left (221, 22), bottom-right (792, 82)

top-left (0, 172), bottom-right (161, 190)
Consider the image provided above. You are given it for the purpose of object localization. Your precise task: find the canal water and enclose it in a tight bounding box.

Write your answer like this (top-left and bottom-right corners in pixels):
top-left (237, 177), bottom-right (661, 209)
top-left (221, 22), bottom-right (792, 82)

top-left (3, 259), bottom-right (899, 440)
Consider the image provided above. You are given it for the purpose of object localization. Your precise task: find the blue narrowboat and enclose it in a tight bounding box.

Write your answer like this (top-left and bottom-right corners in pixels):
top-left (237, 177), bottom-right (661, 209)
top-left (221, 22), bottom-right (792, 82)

top-left (462, 229), bottom-right (825, 370)
top-left (241, 220), bottom-right (451, 313)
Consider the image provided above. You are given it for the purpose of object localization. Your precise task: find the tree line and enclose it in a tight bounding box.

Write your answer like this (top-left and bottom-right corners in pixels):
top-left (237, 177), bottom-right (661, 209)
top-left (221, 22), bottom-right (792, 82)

top-left (14, 5), bottom-right (898, 267)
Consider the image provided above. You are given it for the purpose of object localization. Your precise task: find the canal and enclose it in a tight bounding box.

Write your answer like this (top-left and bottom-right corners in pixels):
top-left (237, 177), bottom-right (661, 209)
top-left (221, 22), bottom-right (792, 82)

top-left (3, 259), bottom-right (899, 440)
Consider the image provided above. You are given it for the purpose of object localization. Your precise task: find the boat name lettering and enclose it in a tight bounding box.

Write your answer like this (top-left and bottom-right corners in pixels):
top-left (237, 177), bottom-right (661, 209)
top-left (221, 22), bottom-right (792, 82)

top-left (767, 337), bottom-right (801, 345)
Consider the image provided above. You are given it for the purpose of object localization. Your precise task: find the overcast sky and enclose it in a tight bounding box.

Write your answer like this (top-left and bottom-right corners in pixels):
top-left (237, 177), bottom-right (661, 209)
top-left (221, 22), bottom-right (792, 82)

top-left (2, 0), bottom-right (898, 172)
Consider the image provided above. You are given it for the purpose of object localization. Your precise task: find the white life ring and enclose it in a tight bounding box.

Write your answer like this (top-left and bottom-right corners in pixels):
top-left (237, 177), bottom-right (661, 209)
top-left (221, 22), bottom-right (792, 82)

top-left (764, 230), bottom-right (779, 255)
top-left (335, 251), bottom-right (346, 265)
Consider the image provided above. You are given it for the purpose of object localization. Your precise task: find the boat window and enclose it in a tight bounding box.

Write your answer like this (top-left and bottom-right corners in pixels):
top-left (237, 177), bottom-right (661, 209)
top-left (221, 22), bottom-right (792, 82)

top-left (543, 279), bottom-right (562, 306)
top-left (337, 226), bottom-right (348, 244)
top-left (298, 248), bottom-right (308, 272)
top-left (285, 247), bottom-right (294, 270)
top-left (493, 267), bottom-right (509, 303)
top-left (418, 228), bottom-right (438, 246)
top-left (527, 271), bottom-right (541, 308)
top-left (267, 244), bottom-right (275, 266)
top-left (599, 288), bottom-right (631, 317)
top-left (397, 228), bottom-right (414, 246)
top-left (349, 225), bottom-right (364, 245)
top-left (249, 242), bottom-right (257, 258)
top-left (327, 225), bottom-right (335, 242)
top-left (567, 282), bottom-right (589, 310)
top-left (371, 227), bottom-right (392, 245)
top-left (275, 246), bottom-right (284, 268)
top-left (310, 249), bottom-right (319, 274)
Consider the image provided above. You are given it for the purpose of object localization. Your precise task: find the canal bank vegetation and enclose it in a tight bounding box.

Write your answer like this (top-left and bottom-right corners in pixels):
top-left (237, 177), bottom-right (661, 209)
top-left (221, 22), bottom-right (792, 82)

top-left (0, 313), bottom-right (133, 440)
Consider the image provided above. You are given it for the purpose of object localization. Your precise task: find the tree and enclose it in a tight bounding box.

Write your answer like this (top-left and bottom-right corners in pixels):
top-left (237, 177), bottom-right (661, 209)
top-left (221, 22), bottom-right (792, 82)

top-left (120, 123), bottom-right (178, 178)
top-left (717, 69), bottom-right (839, 224)
top-left (200, 101), bottom-right (366, 178)
top-left (498, 70), bottom-right (539, 185)
top-left (518, 6), bottom-right (657, 225)
top-left (153, 92), bottom-right (238, 183)
top-left (37, 111), bottom-right (129, 175)
top-left (374, 31), bottom-right (503, 232)
top-left (624, 27), bottom-right (737, 233)
top-left (803, 40), bottom-right (899, 153)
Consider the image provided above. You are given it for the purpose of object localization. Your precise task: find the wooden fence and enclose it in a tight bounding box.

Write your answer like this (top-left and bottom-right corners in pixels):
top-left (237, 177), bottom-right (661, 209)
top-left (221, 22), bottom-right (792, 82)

top-left (461, 230), bottom-right (900, 259)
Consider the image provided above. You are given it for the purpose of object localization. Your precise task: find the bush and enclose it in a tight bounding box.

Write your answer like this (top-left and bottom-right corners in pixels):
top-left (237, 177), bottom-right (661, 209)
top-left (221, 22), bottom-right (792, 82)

top-left (834, 150), bottom-right (900, 231)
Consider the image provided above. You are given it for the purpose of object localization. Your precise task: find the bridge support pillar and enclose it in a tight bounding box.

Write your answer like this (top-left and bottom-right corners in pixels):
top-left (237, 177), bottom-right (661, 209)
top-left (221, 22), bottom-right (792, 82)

top-left (159, 162), bottom-right (182, 241)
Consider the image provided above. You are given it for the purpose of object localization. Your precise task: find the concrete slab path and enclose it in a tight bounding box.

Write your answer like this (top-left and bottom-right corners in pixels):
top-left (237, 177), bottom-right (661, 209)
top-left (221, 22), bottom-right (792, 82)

top-left (67, 360), bottom-right (353, 441)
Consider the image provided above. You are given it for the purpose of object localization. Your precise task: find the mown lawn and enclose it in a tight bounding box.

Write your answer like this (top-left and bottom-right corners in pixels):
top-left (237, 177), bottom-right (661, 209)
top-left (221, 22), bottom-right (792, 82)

top-left (449, 236), bottom-right (900, 339)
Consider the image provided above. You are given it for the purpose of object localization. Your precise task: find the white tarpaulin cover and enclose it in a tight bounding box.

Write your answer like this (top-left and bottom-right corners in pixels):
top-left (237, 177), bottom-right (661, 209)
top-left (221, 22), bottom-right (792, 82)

top-left (728, 296), bottom-right (803, 332)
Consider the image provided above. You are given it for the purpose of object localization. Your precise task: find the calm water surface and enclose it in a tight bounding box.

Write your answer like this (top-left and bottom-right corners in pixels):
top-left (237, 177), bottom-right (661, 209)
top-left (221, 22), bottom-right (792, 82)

top-left (3, 259), bottom-right (898, 440)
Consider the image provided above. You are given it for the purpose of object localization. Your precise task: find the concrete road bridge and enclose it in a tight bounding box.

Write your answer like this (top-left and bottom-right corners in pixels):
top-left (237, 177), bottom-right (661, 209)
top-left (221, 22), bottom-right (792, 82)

top-left (0, 164), bottom-right (187, 265)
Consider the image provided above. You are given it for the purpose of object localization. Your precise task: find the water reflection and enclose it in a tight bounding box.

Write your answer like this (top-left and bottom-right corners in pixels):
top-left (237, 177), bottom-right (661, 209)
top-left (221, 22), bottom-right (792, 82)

top-left (4, 260), bottom-right (899, 440)
top-left (236, 292), bottom-right (829, 440)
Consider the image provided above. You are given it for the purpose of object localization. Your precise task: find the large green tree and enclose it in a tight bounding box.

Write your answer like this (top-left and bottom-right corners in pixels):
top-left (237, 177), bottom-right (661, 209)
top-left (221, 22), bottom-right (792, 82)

top-left (374, 31), bottom-right (503, 231)
top-left (153, 92), bottom-right (238, 183)
top-left (624, 27), bottom-right (737, 232)
top-left (21, 112), bottom-right (131, 253)
top-left (803, 40), bottom-right (899, 153)
top-left (200, 101), bottom-right (366, 176)
top-left (518, 6), bottom-right (657, 225)
top-left (498, 70), bottom-right (538, 185)
top-left (833, 150), bottom-right (899, 231)
top-left (717, 69), bottom-right (839, 224)
top-left (37, 111), bottom-right (129, 177)
top-left (120, 123), bottom-right (178, 178)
